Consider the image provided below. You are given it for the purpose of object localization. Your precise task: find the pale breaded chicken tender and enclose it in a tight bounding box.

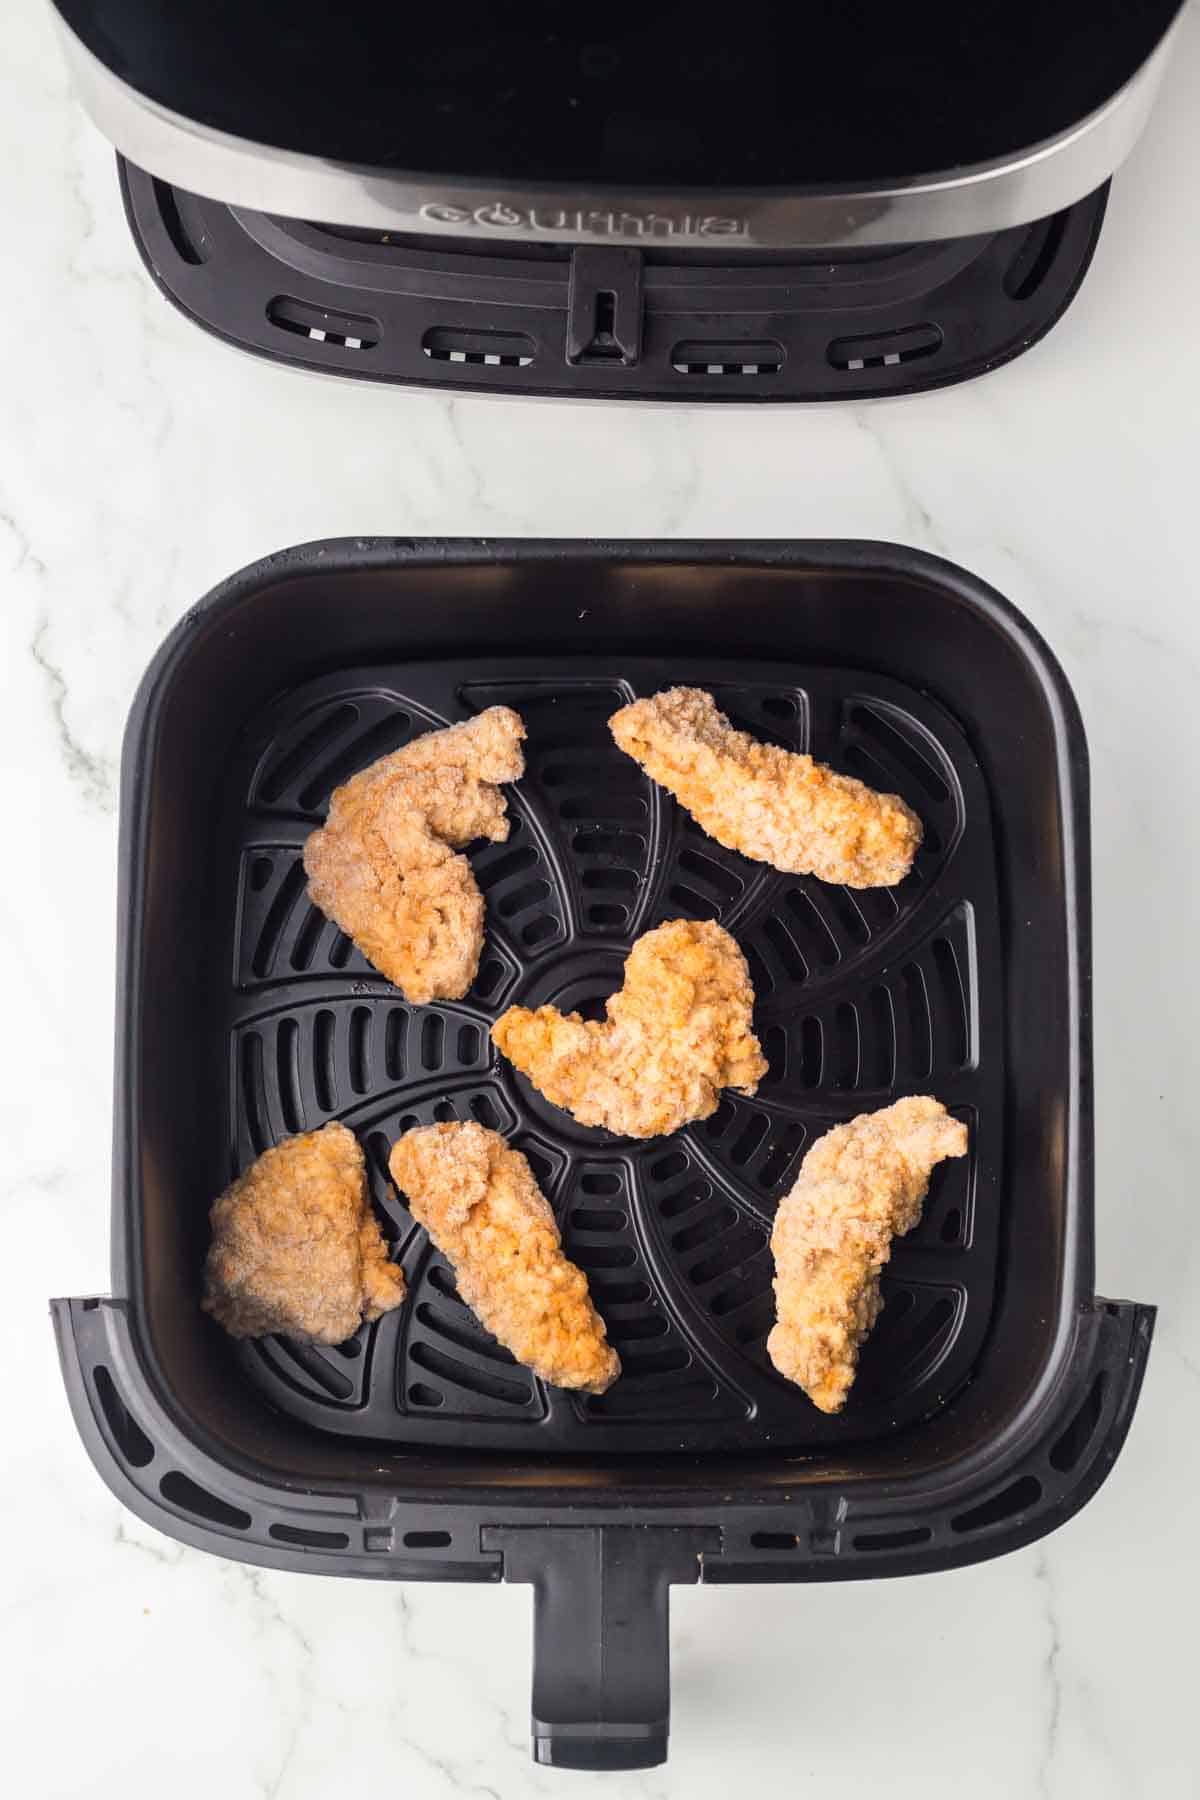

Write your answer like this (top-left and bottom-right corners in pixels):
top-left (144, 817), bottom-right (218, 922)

top-left (203, 1122), bottom-right (406, 1344)
top-left (767, 1097), bottom-right (967, 1412)
top-left (493, 918), bottom-right (767, 1139)
top-left (389, 1122), bottom-right (619, 1393)
top-left (610, 686), bottom-right (922, 888)
top-left (303, 707), bottom-right (526, 1004)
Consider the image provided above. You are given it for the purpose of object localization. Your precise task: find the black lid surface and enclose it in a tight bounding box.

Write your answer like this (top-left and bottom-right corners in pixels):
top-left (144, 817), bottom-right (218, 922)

top-left (56, 1), bottom-right (1183, 186)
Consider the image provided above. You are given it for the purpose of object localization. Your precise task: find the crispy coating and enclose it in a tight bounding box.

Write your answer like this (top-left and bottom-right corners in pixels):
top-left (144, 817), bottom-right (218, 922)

top-left (303, 707), bottom-right (526, 1003)
top-left (610, 686), bottom-right (922, 888)
top-left (389, 1122), bottom-right (619, 1393)
top-left (493, 918), bottom-right (766, 1139)
top-left (767, 1097), bottom-right (967, 1412)
top-left (203, 1122), bottom-right (406, 1344)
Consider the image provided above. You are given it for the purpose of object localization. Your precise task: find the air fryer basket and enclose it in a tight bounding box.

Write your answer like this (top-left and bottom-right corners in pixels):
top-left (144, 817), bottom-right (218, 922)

top-left (55, 541), bottom-right (1154, 1770)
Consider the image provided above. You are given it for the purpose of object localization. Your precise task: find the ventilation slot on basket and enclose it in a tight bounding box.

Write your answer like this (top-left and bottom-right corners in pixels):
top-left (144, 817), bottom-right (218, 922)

top-left (940, 1207), bottom-right (963, 1244)
top-left (828, 324), bottom-right (943, 373)
top-left (422, 327), bottom-right (535, 367)
top-left (263, 1336), bottom-right (356, 1400)
top-left (313, 1010), bottom-right (337, 1111)
top-left (951, 1475), bottom-right (1042, 1534)
top-left (240, 1032), bottom-right (269, 1155)
top-left (297, 711), bottom-right (414, 810)
top-left (672, 340), bottom-right (783, 376)
top-left (94, 1366), bottom-right (155, 1469)
top-left (471, 953), bottom-right (512, 1003)
top-left (659, 1178), bottom-right (711, 1221)
top-left (348, 1007), bottom-right (371, 1095)
top-left (290, 905), bottom-right (326, 973)
top-left (1049, 1373), bottom-right (1107, 1473)
top-left (416, 1302), bottom-right (522, 1367)
top-left (267, 296), bottom-right (379, 350)
top-left (477, 845), bottom-right (538, 892)
top-left (572, 1206), bottom-right (628, 1233)
top-left (758, 1122), bottom-right (805, 1192)
top-left (1004, 211), bottom-right (1070, 301)
top-left (269, 1523), bottom-right (350, 1549)
top-left (404, 1530), bottom-right (452, 1549)
top-left (763, 916), bottom-right (808, 984)
top-left (249, 860), bottom-right (306, 979)
top-left (932, 936), bottom-right (970, 1069)
top-left (153, 179), bottom-right (206, 265)
top-left (847, 704), bottom-right (951, 803)
top-left (869, 986), bottom-right (897, 1088)
top-left (409, 1341), bottom-right (535, 1408)
top-left (751, 1531), bottom-right (800, 1550)
top-left (384, 1009), bottom-right (407, 1082)
top-left (257, 703), bottom-right (359, 805)
top-left (159, 1470), bottom-right (251, 1530)
top-left (902, 964), bottom-right (933, 1080)
top-left (852, 1525), bottom-right (933, 1553)
top-left (276, 1018), bottom-right (302, 1132)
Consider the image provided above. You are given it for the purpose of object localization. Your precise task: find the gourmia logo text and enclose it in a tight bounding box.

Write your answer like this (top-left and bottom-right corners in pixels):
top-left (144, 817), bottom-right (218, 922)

top-left (419, 202), bottom-right (748, 240)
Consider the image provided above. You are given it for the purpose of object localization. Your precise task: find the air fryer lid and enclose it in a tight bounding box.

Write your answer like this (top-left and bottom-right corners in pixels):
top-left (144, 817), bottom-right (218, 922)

top-left (52, 0), bottom-right (1185, 246)
top-left (55, 0), bottom-right (1180, 186)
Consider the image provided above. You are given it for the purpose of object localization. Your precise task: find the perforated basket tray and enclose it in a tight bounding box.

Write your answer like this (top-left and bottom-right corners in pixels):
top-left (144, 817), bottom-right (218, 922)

top-left (226, 656), bottom-right (1000, 1454)
top-left (54, 540), bottom-right (1154, 1770)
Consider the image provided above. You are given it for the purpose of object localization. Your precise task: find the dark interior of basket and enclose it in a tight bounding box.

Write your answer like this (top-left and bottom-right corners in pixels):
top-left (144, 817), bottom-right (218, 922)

top-left (126, 553), bottom-right (1082, 1489)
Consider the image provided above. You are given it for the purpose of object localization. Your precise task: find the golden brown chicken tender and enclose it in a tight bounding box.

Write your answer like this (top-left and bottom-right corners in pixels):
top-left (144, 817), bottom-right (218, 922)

top-left (492, 918), bottom-right (766, 1139)
top-left (389, 1122), bottom-right (619, 1393)
top-left (303, 707), bottom-right (526, 1004)
top-left (203, 1122), bottom-right (406, 1343)
top-left (767, 1096), bottom-right (967, 1412)
top-left (610, 686), bottom-right (921, 888)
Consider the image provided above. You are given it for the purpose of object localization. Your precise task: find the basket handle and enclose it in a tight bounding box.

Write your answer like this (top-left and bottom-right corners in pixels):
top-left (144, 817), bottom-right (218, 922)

top-left (482, 1524), bottom-right (718, 1770)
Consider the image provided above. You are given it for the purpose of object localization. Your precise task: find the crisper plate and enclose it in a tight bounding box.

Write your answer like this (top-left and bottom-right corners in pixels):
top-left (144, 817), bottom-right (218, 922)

top-left (221, 655), bottom-right (1003, 1452)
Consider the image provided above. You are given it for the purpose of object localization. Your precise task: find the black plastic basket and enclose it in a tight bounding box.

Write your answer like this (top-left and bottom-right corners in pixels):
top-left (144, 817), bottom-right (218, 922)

top-left (54, 539), bottom-right (1153, 1770)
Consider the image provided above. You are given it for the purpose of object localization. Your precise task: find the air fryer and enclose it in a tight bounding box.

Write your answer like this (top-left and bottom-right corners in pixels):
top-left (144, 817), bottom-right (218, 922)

top-left (47, 1), bottom-right (1188, 398)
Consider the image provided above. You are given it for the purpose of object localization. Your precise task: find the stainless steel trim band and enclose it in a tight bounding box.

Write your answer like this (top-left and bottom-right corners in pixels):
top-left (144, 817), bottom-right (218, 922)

top-left (53, 11), bottom-right (1182, 248)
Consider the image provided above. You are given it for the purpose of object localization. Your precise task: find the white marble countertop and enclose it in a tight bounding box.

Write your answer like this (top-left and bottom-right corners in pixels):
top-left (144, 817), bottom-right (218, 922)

top-left (4, 5), bottom-right (1200, 1797)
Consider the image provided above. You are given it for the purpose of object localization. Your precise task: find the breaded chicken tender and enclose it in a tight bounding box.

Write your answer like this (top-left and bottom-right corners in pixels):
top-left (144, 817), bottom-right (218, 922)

top-left (203, 1122), bottom-right (406, 1343)
top-left (389, 1122), bottom-right (619, 1393)
top-left (610, 686), bottom-right (921, 888)
top-left (767, 1097), bottom-right (967, 1412)
top-left (493, 918), bottom-right (766, 1139)
top-left (303, 707), bottom-right (526, 1003)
